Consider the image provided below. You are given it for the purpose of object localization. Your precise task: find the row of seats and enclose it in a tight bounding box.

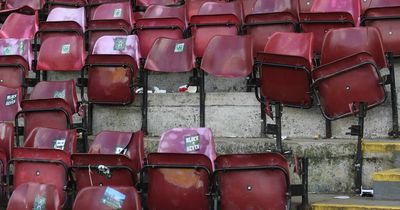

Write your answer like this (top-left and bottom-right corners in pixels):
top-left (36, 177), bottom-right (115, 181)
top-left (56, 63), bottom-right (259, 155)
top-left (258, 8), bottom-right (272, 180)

top-left (2, 126), bottom-right (291, 210)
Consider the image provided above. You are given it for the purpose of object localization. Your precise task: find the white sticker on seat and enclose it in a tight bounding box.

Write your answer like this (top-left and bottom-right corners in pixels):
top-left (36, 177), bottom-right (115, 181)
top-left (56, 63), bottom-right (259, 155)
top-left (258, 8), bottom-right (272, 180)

top-left (53, 139), bottom-right (66, 150)
top-left (174, 43), bottom-right (185, 53)
top-left (5, 94), bottom-right (17, 106)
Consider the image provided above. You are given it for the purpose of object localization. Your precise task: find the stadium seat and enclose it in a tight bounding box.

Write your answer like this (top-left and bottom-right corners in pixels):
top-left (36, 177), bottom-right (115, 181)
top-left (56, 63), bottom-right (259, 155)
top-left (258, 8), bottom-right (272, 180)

top-left (135, 5), bottom-right (186, 59)
top-left (35, 7), bottom-right (86, 73)
top-left (363, 0), bottom-right (400, 56)
top-left (6, 182), bottom-right (61, 210)
top-left (72, 186), bottom-right (142, 210)
top-left (299, 0), bottom-right (361, 55)
top-left (71, 131), bottom-right (144, 192)
top-left (24, 127), bottom-right (78, 154)
top-left (45, 0), bottom-right (87, 12)
top-left (213, 153), bottom-right (290, 210)
top-left (141, 37), bottom-right (194, 133)
top-left (143, 153), bottom-right (213, 210)
top-left (256, 32), bottom-right (314, 108)
top-left (9, 147), bottom-right (71, 207)
top-left (0, 86), bottom-right (21, 122)
top-left (312, 27), bottom-right (386, 120)
top-left (0, 38), bottom-right (33, 78)
top-left (0, 123), bottom-right (14, 198)
top-left (190, 1), bottom-right (242, 58)
top-left (0, 0), bottom-right (43, 21)
top-left (199, 35), bottom-right (253, 126)
top-left (87, 1), bottom-right (135, 52)
top-left (242, 0), bottom-right (299, 53)
top-left (0, 12), bottom-right (38, 39)
top-left (158, 127), bottom-right (216, 167)
top-left (15, 80), bottom-right (78, 143)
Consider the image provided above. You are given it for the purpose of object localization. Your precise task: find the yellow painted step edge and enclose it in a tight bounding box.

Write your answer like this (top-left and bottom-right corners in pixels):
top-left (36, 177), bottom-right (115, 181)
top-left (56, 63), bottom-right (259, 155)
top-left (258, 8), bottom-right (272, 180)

top-left (313, 203), bottom-right (400, 210)
top-left (373, 168), bottom-right (400, 182)
top-left (362, 141), bottom-right (400, 153)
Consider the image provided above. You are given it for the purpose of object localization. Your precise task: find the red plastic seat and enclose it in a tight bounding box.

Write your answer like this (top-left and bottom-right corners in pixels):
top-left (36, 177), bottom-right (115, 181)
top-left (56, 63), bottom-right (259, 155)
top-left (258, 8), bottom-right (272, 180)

top-left (0, 123), bottom-right (14, 185)
top-left (136, 0), bottom-right (181, 8)
top-left (158, 127), bottom-right (216, 164)
top-left (214, 153), bottom-right (290, 210)
top-left (45, 0), bottom-right (87, 11)
top-left (312, 27), bottom-right (386, 120)
top-left (361, 0), bottom-right (372, 14)
top-left (363, 0), bottom-right (400, 55)
top-left (10, 148), bottom-right (71, 206)
top-left (71, 131), bottom-right (144, 192)
top-left (242, 0), bottom-right (299, 53)
top-left (36, 7), bottom-right (86, 72)
top-left (190, 1), bottom-right (242, 58)
top-left (201, 35), bottom-right (253, 78)
top-left (256, 32), bottom-right (314, 108)
top-left (87, 1), bottom-right (135, 52)
top-left (145, 153), bottom-right (212, 210)
top-left (72, 186), bottom-right (142, 210)
top-left (17, 80), bottom-right (78, 140)
top-left (299, 0), bottom-right (361, 55)
top-left (0, 13), bottom-right (38, 39)
top-left (24, 127), bottom-right (78, 154)
top-left (0, 38), bottom-right (33, 75)
top-left (0, 86), bottom-right (21, 122)
top-left (135, 5), bottom-right (186, 59)
top-left (85, 35), bottom-right (140, 105)
top-left (6, 182), bottom-right (61, 210)
top-left (0, 0), bottom-right (43, 20)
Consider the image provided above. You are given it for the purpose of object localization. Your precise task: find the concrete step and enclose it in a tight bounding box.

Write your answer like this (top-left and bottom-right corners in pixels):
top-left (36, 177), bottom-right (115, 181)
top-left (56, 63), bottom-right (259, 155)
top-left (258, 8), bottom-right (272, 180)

top-left (143, 137), bottom-right (400, 193)
top-left (373, 168), bottom-right (400, 200)
top-left (310, 194), bottom-right (400, 210)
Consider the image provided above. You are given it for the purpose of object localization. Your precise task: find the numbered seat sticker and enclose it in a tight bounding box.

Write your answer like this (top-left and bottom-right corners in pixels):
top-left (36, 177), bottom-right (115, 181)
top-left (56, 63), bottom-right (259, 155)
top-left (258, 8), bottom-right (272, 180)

top-left (53, 139), bottom-right (66, 150)
top-left (102, 187), bottom-right (126, 209)
top-left (185, 135), bottom-right (200, 152)
top-left (5, 94), bottom-right (17, 106)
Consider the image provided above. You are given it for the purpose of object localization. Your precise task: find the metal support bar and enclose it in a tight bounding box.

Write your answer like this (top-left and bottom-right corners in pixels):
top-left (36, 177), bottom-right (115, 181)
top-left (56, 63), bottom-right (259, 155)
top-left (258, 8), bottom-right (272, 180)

top-left (199, 69), bottom-right (206, 127)
top-left (266, 103), bottom-right (283, 153)
top-left (300, 158), bottom-right (310, 210)
top-left (260, 97), bottom-right (267, 137)
top-left (387, 52), bottom-right (400, 137)
top-left (325, 119), bottom-right (332, 139)
top-left (87, 103), bottom-right (93, 136)
top-left (141, 62), bottom-right (148, 135)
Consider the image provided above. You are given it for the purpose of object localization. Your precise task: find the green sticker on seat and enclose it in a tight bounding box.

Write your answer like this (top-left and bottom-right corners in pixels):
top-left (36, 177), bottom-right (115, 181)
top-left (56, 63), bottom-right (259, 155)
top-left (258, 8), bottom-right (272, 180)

top-left (61, 44), bottom-right (71, 54)
top-left (185, 135), bottom-right (200, 152)
top-left (19, 40), bottom-right (25, 55)
top-left (5, 94), bottom-right (17, 106)
top-left (3, 46), bottom-right (11, 55)
top-left (102, 187), bottom-right (126, 209)
top-left (54, 90), bottom-right (65, 99)
top-left (113, 8), bottom-right (122, 18)
top-left (113, 38), bottom-right (127, 51)
top-left (33, 195), bottom-right (46, 210)
top-left (174, 43), bottom-right (184, 53)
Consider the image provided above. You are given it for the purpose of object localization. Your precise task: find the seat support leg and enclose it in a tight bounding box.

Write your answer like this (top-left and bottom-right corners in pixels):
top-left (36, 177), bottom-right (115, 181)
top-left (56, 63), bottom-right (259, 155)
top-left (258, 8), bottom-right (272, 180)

top-left (140, 59), bottom-right (148, 135)
top-left (387, 52), bottom-right (400, 137)
top-left (267, 102), bottom-right (283, 153)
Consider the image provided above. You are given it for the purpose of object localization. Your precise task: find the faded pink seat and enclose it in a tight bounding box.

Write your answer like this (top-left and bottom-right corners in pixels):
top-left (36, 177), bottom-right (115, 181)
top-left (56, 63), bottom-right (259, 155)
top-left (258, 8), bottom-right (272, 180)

top-left (0, 13), bottom-right (38, 39)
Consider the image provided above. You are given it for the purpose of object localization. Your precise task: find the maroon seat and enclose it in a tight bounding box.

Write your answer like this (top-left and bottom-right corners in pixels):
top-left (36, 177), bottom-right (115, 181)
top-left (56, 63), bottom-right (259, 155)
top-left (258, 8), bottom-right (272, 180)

top-left (72, 186), bottom-right (142, 210)
top-left (312, 27), bottom-right (386, 120)
top-left (0, 0), bottom-right (43, 21)
top-left (87, 1), bottom-right (135, 52)
top-left (0, 13), bottom-right (38, 39)
top-left (6, 182), bottom-right (61, 210)
top-left (0, 86), bottom-right (21, 122)
top-left (85, 35), bottom-right (140, 105)
top-left (256, 32), bottom-right (314, 108)
top-left (71, 131), bottom-right (144, 192)
top-left (135, 5), bottom-right (186, 59)
top-left (45, 0), bottom-right (87, 12)
top-left (144, 153), bottom-right (212, 210)
top-left (363, 0), bottom-right (400, 55)
top-left (299, 0), bottom-right (361, 55)
top-left (190, 1), bottom-right (242, 58)
top-left (242, 0), bottom-right (299, 53)
top-left (24, 127), bottom-right (78, 155)
top-left (36, 7), bottom-right (86, 72)
top-left (214, 153), bottom-right (290, 210)
top-left (16, 80), bottom-right (78, 141)
top-left (0, 123), bottom-right (14, 197)
top-left (10, 148), bottom-right (70, 206)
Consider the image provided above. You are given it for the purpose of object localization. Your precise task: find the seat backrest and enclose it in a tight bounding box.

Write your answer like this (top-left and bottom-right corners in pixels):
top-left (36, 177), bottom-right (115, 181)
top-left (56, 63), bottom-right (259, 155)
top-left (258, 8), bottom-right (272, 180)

top-left (143, 4), bottom-right (187, 24)
top-left (310, 0), bottom-right (361, 26)
top-left (12, 148), bottom-right (70, 205)
top-left (0, 13), bottom-right (38, 39)
top-left (243, 0), bottom-right (298, 21)
top-left (146, 153), bottom-right (212, 210)
top-left (72, 186), bottom-right (142, 210)
top-left (92, 35), bottom-right (141, 65)
top-left (0, 86), bottom-right (21, 122)
top-left (201, 35), bottom-right (253, 78)
top-left (90, 1), bottom-right (134, 25)
top-left (24, 127), bottom-right (77, 155)
top-left (320, 27), bottom-right (386, 68)
top-left (6, 182), bottom-right (61, 210)
top-left (215, 153), bottom-right (289, 210)
top-left (0, 38), bottom-right (33, 71)
top-left (46, 7), bottom-right (86, 30)
top-left (144, 37), bottom-right (195, 72)
top-left (5, 0), bottom-right (44, 10)
top-left (30, 80), bottom-right (78, 114)
top-left (0, 122), bottom-right (14, 166)
top-left (158, 127), bottom-right (216, 163)
top-left (186, 0), bottom-right (223, 20)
